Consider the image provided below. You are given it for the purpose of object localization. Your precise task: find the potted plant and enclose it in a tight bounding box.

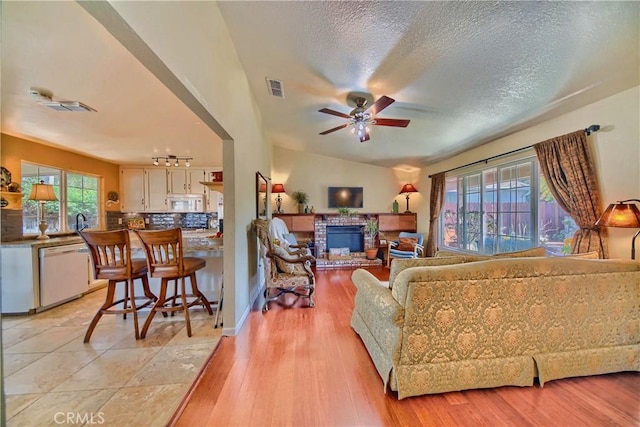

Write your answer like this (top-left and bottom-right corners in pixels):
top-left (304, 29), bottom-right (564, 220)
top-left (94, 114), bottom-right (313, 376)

top-left (363, 217), bottom-right (379, 260)
top-left (291, 190), bottom-right (309, 214)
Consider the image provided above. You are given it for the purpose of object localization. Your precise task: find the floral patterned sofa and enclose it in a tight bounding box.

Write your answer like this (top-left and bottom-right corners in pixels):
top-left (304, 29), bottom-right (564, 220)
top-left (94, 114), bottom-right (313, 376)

top-left (351, 256), bottom-right (640, 399)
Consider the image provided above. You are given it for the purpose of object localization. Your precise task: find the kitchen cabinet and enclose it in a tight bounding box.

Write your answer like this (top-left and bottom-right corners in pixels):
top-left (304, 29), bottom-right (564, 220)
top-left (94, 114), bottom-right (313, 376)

top-left (145, 169), bottom-right (168, 211)
top-left (168, 169), bottom-right (206, 195)
top-left (121, 168), bottom-right (144, 212)
top-left (120, 168), bottom-right (167, 212)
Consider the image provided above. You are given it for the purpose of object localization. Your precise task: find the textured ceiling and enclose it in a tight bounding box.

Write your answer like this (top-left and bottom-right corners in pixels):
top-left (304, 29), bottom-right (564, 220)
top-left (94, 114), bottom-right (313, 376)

top-left (1, 1), bottom-right (638, 170)
top-left (218, 1), bottom-right (639, 168)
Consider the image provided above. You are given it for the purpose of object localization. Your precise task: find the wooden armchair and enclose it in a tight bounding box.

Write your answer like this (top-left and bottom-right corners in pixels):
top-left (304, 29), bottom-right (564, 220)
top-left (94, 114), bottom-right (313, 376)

top-left (253, 219), bottom-right (315, 311)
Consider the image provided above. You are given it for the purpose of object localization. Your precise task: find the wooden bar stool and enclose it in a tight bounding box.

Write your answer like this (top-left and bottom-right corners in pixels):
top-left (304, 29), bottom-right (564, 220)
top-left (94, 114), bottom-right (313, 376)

top-left (135, 228), bottom-right (213, 337)
top-left (79, 229), bottom-right (157, 342)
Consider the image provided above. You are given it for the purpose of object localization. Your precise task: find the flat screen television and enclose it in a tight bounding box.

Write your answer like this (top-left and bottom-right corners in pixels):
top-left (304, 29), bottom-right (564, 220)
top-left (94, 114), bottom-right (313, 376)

top-left (328, 186), bottom-right (363, 208)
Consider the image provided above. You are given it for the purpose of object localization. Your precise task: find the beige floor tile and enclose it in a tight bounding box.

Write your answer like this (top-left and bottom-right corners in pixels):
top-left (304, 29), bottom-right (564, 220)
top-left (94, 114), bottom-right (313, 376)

top-left (55, 322), bottom-right (137, 352)
top-left (126, 341), bottom-right (218, 387)
top-left (109, 319), bottom-right (187, 349)
top-left (2, 327), bottom-right (50, 349)
top-left (165, 319), bottom-right (223, 346)
top-left (4, 350), bottom-right (103, 395)
top-left (98, 383), bottom-right (190, 427)
top-left (1, 286), bottom-right (218, 424)
top-left (4, 393), bottom-right (43, 421)
top-left (52, 347), bottom-right (160, 392)
top-left (2, 352), bottom-right (48, 376)
top-left (7, 389), bottom-right (117, 427)
top-left (4, 326), bottom-right (86, 354)
top-left (2, 315), bottom-right (32, 329)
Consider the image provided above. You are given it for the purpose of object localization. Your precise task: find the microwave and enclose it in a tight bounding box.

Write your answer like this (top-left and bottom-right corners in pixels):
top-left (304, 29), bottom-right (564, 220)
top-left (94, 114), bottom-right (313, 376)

top-left (166, 194), bottom-right (205, 212)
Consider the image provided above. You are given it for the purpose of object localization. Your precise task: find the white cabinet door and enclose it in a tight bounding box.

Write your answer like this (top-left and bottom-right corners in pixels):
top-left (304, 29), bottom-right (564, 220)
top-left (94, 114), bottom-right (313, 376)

top-left (168, 170), bottom-right (187, 194)
top-left (145, 169), bottom-right (167, 211)
top-left (188, 169), bottom-right (206, 195)
top-left (121, 168), bottom-right (145, 212)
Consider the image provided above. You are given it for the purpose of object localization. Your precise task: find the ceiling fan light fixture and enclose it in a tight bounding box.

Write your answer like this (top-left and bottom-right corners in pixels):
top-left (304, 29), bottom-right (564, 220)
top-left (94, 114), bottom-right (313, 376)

top-left (165, 159), bottom-right (171, 167)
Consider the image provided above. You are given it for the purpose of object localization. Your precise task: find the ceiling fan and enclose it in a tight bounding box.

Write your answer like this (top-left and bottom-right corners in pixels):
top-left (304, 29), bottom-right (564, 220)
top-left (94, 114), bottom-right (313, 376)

top-left (318, 95), bottom-right (410, 143)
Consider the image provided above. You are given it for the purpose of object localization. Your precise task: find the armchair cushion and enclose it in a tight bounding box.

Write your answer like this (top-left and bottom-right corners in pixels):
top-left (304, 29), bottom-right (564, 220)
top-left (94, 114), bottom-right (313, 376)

top-left (272, 245), bottom-right (310, 276)
top-left (397, 237), bottom-right (418, 251)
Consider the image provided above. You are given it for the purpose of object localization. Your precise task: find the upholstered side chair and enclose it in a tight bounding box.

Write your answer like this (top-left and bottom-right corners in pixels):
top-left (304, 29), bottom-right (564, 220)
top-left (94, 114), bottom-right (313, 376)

top-left (253, 218), bottom-right (315, 311)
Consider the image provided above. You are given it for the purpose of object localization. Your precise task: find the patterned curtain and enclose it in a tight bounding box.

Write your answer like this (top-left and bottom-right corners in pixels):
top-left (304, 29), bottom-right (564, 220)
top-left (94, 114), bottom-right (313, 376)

top-left (534, 130), bottom-right (608, 258)
top-left (425, 172), bottom-right (446, 257)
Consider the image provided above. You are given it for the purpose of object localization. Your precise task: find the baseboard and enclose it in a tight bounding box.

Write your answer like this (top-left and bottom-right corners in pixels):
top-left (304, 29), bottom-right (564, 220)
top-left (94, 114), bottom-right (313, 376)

top-left (221, 282), bottom-right (263, 336)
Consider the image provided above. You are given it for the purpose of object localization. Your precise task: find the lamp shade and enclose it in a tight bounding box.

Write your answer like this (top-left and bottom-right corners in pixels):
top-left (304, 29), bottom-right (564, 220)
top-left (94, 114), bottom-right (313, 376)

top-left (399, 184), bottom-right (418, 194)
top-left (596, 201), bottom-right (640, 228)
top-left (259, 182), bottom-right (267, 193)
top-left (28, 181), bottom-right (58, 201)
top-left (271, 183), bottom-right (286, 194)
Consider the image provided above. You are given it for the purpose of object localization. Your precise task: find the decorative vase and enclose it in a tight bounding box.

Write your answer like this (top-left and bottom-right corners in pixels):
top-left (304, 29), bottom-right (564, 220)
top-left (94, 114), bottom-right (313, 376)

top-left (298, 203), bottom-right (304, 214)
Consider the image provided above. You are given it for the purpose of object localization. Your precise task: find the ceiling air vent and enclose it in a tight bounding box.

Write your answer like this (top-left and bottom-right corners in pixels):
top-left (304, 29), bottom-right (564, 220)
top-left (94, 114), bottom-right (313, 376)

top-left (266, 78), bottom-right (284, 98)
top-left (29, 89), bottom-right (97, 112)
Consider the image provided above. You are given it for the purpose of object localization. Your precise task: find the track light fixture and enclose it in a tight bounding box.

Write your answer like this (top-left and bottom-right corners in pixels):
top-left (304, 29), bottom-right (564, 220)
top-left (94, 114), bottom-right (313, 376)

top-left (152, 155), bottom-right (193, 168)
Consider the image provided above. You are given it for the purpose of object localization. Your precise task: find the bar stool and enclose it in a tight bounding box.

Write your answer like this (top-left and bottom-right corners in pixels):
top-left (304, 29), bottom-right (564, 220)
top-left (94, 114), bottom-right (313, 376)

top-left (135, 228), bottom-right (213, 337)
top-left (78, 229), bottom-right (157, 342)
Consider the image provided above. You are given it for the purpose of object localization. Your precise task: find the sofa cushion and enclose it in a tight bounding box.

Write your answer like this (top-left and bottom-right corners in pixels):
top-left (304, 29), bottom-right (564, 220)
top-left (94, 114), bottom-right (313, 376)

top-left (492, 246), bottom-right (547, 258)
top-left (552, 251), bottom-right (600, 259)
top-left (436, 246), bottom-right (547, 259)
top-left (388, 256), bottom-right (478, 291)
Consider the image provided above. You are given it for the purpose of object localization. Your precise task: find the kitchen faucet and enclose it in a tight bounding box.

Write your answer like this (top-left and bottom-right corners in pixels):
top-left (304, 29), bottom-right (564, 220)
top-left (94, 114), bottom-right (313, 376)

top-left (75, 213), bottom-right (88, 231)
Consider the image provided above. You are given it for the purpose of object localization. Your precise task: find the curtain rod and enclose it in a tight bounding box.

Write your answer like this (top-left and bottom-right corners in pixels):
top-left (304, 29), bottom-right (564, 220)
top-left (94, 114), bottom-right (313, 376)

top-left (427, 124), bottom-right (600, 178)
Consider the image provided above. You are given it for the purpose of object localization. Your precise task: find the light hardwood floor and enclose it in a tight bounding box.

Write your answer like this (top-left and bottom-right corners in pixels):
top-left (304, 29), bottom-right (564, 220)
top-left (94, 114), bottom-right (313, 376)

top-left (172, 267), bottom-right (639, 427)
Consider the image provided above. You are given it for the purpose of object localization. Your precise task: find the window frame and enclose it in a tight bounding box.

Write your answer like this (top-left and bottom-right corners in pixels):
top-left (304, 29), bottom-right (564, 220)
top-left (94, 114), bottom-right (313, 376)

top-left (21, 161), bottom-right (101, 236)
top-left (439, 152), bottom-right (575, 255)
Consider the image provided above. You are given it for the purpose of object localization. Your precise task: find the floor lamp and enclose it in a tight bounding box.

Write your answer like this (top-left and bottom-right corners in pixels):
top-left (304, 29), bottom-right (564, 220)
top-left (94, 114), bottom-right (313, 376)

top-left (595, 199), bottom-right (640, 259)
top-left (29, 180), bottom-right (58, 240)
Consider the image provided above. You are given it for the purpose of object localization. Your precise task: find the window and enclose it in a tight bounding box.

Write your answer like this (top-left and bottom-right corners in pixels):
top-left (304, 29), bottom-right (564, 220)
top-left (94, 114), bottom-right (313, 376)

top-left (21, 162), bottom-right (100, 235)
top-left (440, 155), bottom-right (577, 255)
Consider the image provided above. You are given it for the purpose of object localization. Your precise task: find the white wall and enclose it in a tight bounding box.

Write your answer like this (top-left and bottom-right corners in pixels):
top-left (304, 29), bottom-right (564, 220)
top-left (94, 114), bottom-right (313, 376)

top-left (423, 86), bottom-right (640, 259)
top-left (107, 1), bottom-right (271, 334)
top-left (271, 146), bottom-right (429, 230)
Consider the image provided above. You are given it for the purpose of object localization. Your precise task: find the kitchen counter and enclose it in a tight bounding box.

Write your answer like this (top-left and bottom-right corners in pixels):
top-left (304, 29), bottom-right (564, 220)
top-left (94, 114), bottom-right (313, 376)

top-left (1, 230), bottom-right (223, 314)
top-left (0, 235), bottom-right (83, 249)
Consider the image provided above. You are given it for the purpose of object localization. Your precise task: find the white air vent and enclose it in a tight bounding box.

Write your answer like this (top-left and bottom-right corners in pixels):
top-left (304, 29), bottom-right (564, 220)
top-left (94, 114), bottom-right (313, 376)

top-left (266, 78), bottom-right (284, 98)
top-left (40, 101), bottom-right (96, 112)
top-left (29, 89), bottom-right (96, 112)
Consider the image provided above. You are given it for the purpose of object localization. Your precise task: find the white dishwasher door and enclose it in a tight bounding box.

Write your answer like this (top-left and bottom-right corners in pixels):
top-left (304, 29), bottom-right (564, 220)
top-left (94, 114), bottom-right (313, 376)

top-left (39, 243), bottom-right (89, 309)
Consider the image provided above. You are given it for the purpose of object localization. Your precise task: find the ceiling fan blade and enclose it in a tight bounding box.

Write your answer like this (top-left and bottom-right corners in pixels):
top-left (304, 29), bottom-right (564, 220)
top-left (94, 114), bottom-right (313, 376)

top-left (368, 95), bottom-right (395, 115)
top-left (360, 132), bottom-right (370, 143)
top-left (318, 108), bottom-right (351, 119)
top-left (319, 123), bottom-right (348, 135)
top-left (374, 118), bottom-right (410, 128)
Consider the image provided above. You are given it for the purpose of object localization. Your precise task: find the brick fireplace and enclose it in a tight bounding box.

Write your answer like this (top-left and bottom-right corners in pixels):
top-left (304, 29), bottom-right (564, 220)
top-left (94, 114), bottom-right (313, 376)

top-left (313, 214), bottom-right (381, 268)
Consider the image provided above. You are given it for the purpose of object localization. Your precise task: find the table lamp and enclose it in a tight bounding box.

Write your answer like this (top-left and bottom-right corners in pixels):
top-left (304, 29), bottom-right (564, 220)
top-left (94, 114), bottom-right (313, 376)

top-left (29, 180), bottom-right (58, 240)
top-left (272, 183), bottom-right (286, 214)
top-left (399, 184), bottom-right (418, 213)
top-left (595, 199), bottom-right (640, 259)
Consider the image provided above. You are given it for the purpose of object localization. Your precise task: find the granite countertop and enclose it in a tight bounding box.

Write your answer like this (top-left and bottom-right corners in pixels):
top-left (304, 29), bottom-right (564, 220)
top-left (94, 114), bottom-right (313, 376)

top-left (0, 235), bottom-right (83, 249)
top-left (2, 230), bottom-right (223, 252)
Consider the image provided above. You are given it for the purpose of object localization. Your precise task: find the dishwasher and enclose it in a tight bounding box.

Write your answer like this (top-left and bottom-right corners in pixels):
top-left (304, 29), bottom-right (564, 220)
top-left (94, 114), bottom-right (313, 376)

top-left (39, 243), bottom-right (89, 309)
